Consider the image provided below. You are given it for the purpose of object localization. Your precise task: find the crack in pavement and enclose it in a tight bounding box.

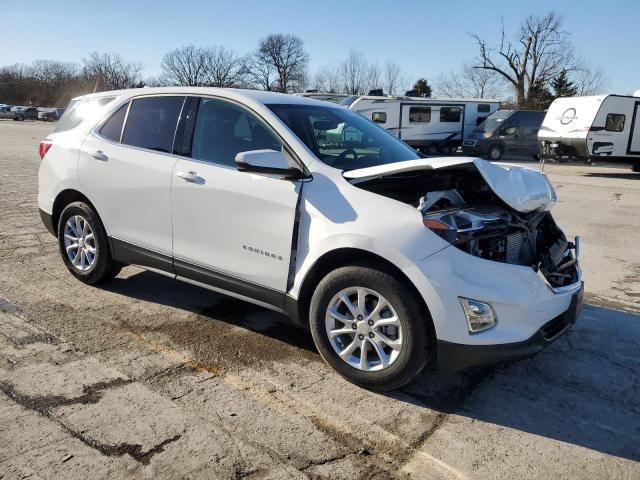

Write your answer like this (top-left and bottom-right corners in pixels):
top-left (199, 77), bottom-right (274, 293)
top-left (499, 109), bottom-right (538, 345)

top-left (0, 378), bottom-right (132, 414)
top-left (0, 378), bottom-right (183, 465)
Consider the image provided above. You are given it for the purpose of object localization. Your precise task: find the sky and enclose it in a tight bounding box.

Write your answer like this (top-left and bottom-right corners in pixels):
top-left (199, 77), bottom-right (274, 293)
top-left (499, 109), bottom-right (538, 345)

top-left (0, 0), bottom-right (638, 95)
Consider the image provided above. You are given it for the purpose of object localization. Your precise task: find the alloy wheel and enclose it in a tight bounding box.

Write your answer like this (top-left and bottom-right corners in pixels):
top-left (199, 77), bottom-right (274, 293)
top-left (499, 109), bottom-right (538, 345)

top-left (63, 215), bottom-right (96, 271)
top-left (325, 287), bottom-right (403, 371)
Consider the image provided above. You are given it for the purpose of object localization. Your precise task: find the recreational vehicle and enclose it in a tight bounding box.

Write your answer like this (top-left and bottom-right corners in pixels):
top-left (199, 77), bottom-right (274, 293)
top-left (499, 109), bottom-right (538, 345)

top-left (347, 96), bottom-right (500, 154)
top-left (538, 93), bottom-right (640, 171)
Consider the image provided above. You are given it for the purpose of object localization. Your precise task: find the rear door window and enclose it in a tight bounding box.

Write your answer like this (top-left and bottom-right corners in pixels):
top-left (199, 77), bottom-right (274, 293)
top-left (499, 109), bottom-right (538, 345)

top-left (121, 96), bottom-right (185, 153)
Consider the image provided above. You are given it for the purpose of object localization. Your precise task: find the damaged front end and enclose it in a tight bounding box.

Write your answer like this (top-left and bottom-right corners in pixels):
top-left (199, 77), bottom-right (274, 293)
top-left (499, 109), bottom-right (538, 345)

top-left (418, 189), bottom-right (580, 289)
top-left (346, 158), bottom-right (580, 290)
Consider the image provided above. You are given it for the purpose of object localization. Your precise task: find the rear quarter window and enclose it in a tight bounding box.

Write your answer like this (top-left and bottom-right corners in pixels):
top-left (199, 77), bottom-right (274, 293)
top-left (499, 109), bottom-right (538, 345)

top-left (55, 96), bottom-right (117, 132)
top-left (98, 103), bottom-right (129, 142)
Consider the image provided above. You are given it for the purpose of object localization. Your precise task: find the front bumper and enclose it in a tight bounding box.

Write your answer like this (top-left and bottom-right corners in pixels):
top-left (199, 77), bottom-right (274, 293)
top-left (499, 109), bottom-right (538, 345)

top-left (462, 140), bottom-right (489, 156)
top-left (403, 235), bottom-right (582, 366)
top-left (437, 283), bottom-right (583, 371)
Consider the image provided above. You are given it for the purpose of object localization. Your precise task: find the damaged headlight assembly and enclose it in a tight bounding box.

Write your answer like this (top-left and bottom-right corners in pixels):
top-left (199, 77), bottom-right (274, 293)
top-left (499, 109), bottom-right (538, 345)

top-left (459, 297), bottom-right (497, 333)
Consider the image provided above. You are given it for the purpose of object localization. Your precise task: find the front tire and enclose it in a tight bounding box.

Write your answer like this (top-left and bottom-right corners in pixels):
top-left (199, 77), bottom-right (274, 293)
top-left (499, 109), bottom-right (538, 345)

top-left (309, 264), bottom-right (431, 391)
top-left (487, 144), bottom-right (503, 161)
top-left (57, 202), bottom-right (121, 284)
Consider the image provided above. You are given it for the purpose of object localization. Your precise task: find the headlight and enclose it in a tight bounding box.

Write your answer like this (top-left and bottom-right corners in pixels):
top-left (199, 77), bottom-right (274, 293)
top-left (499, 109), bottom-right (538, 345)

top-left (459, 297), bottom-right (497, 333)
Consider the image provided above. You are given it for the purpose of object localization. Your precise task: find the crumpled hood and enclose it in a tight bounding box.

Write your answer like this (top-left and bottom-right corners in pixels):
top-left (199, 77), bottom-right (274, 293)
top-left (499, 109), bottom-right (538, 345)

top-left (343, 157), bottom-right (557, 213)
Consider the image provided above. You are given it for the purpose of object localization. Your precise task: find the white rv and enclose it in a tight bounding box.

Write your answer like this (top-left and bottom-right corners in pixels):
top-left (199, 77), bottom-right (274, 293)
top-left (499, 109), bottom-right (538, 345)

top-left (539, 93), bottom-right (640, 171)
top-left (345, 96), bottom-right (500, 154)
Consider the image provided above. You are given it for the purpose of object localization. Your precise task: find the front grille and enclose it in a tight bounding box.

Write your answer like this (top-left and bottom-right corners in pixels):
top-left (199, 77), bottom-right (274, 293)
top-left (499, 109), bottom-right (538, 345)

top-left (541, 312), bottom-right (571, 341)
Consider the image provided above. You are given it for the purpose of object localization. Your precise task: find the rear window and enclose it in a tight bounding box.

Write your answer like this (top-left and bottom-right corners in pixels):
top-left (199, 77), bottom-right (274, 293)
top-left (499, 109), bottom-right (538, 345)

top-left (55, 96), bottom-right (117, 132)
top-left (121, 96), bottom-right (185, 153)
top-left (98, 103), bottom-right (129, 142)
top-left (478, 104), bottom-right (491, 113)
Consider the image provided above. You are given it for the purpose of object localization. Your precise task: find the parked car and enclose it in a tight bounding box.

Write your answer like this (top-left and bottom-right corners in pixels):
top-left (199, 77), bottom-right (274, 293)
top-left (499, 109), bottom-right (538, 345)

top-left (38, 88), bottom-right (583, 390)
top-left (38, 108), bottom-right (59, 122)
top-left (462, 110), bottom-right (546, 160)
top-left (11, 106), bottom-right (39, 120)
top-left (0, 105), bottom-right (18, 120)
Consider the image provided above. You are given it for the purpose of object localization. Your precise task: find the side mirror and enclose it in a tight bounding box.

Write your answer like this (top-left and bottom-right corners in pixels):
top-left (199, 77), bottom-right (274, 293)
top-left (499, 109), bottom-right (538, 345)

top-left (235, 149), bottom-right (305, 179)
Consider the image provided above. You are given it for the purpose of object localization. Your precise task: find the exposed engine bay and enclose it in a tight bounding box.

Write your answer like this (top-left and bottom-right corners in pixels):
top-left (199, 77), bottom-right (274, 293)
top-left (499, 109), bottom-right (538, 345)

top-left (353, 164), bottom-right (580, 289)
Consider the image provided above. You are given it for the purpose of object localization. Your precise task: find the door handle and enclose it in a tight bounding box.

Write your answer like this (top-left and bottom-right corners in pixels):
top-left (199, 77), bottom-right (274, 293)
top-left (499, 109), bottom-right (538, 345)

top-left (89, 149), bottom-right (108, 161)
top-left (176, 170), bottom-right (205, 184)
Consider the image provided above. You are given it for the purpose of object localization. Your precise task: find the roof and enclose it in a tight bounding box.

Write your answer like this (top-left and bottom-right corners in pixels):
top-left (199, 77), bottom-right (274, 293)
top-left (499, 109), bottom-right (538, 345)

top-left (353, 95), bottom-right (501, 103)
top-left (73, 87), bottom-right (341, 108)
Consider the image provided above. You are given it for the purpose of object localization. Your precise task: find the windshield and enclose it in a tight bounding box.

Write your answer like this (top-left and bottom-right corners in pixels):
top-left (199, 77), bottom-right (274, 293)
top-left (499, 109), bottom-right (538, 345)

top-left (474, 110), bottom-right (513, 133)
top-left (268, 104), bottom-right (419, 170)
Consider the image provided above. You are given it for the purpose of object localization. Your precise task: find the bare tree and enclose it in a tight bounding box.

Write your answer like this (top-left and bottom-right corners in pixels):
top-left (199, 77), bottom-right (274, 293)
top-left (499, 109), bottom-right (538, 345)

top-left (436, 63), bottom-right (504, 98)
top-left (82, 52), bottom-right (143, 91)
top-left (312, 64), bottom-right (342, 93)
top-left (383, 61), bottom-right (408, 95)
top-left (206, 46), bottom-right (244, 87)
top-left (160, 45), bottom-right (211, 86)
top-left (245, 33), bottom-right (309, 92)
top-left (572, 61), bottom-right (608, 95)
top-left (341, 51), bottom-right (368, 95)
top-left (242, 50), bottom-right (275, 91)
top-left (366, 62), bottom-right (382, 93)
top-left (471, 12), bottom-right (574, 106)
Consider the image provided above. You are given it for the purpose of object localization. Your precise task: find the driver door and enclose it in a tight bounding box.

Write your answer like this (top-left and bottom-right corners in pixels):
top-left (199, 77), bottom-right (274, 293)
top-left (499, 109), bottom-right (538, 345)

top-left (171, 97), bottom-right (302, 302)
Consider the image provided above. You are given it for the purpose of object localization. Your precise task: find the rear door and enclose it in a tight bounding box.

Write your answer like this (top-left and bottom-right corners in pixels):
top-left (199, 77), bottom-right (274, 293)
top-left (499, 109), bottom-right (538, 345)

top-left (171, 97), bottom-right (301, 302)
top-left (78, 95), bottom-right (185, 259)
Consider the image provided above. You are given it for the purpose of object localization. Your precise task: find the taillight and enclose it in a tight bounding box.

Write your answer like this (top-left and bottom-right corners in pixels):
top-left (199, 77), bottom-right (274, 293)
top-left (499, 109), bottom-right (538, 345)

top-left (39, 140), bottom-right (52, 159)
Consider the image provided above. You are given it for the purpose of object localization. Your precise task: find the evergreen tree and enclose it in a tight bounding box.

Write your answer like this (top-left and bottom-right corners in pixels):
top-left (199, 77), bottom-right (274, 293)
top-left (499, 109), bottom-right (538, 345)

top-left (526, 78), bottom-right (554, 109)
top-left (552, 69), bottom-right (577, 97)
top-left (408, 78), bottom-right (432, 97)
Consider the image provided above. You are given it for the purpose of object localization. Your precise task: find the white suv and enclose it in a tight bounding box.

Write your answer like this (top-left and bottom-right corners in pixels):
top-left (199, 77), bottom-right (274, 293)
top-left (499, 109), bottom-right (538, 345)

top-left (38, 88), bottom-right (583, 390)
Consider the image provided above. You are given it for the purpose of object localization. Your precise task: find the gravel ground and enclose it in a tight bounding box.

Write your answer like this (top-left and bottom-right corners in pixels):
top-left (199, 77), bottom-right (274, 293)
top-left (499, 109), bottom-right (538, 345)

top-left (0, 120), bottom-right (639, 479)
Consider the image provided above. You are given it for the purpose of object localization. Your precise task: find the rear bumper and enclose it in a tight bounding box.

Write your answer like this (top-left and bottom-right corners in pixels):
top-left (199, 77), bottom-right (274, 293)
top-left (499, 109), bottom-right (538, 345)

top-left (39, 208), bottom-right (56, 236)
top-left (437, 283), bottom-right (583, 372)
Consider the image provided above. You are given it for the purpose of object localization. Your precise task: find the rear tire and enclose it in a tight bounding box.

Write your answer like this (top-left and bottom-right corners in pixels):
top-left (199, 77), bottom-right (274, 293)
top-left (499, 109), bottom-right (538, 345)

top-left (488, 144), bottom-right (503, 161)
top-left (632, 164), bottom-right (640, 173)
top-left (57, 202), bottom-right (121, 284)
top-left (309, 263), bottom-right (431, 391)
